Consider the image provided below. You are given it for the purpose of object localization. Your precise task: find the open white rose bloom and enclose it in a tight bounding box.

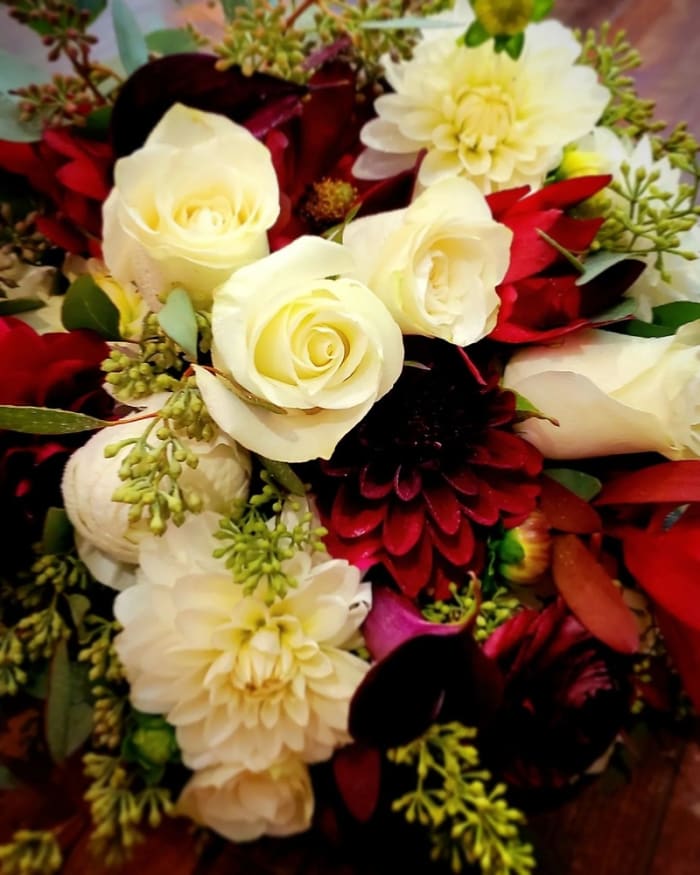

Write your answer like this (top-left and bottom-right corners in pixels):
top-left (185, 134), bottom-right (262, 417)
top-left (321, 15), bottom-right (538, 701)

top-left (102, 103), bottom-right (280, 310)
top-left (504, 322), bottom-right (700, 460)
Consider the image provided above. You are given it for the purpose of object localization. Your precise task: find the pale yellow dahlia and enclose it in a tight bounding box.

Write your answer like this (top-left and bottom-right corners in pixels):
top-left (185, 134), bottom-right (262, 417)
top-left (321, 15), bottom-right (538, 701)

top-left (113, 510), bottom-right (371, 772)
top-left (353, 18), bottom-right (610, 193)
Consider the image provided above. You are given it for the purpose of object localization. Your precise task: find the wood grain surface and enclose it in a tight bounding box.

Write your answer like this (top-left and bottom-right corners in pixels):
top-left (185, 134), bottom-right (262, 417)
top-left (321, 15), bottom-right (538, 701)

top-left (2, 1), bottom-right (699, 873)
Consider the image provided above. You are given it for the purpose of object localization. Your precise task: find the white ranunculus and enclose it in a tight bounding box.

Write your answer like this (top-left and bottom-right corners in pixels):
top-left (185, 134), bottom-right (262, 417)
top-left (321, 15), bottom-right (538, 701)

top-left (196, 236), bottom-right (404, 463)
top-left (343, 178), bottom-right (511, 345)
top-left (102, 103), bottom-right (279, 310)
top-left (353, 10), bottom-right (609, 194)
top-left (61, 396), bottom-right (251, 588)
top-left (177, 759), bottom-right (313, 842)
top-left (572, 128), bottom-right (700, 320)
top-left (503, 323), bottom-right (700, 460)
top-left (113, 508), bottom-right (371, 771)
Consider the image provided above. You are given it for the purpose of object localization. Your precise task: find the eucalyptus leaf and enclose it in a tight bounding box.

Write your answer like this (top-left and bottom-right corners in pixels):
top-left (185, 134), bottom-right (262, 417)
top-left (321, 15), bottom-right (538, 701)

top-left (66, 594), bottom-right (91, 634)
top-left (545, 468), bottom-right (602, 502)
top-left (576, 251), bottom-right (642, 286)
top-left (157, 287), bottom-right (198, 359)
top-left (146, 28), bottom-right (200, 55)
top-left (259, 456), bottom-right (307, 495)
top-left (62, 275), bottom-right (122, 340)
top-left (0, 92), bottom-right (42, 143)
top-left (111, 0), bottom-right (149, 75)
top-left (360, 16), bottom-right (461, 30)
top-left (42, 507), bottom-right (74, 554)
top-left (590, 297), bottom-right (638, 325)
top-left (625, 319), bottom-right (676, 338)
top-left (0, 51), bottom-right (48, 90)
top-left (45, 640), bottom-right (72, 763)
top-left (0, 298), bottom-right (45, 316)
top-left (0, 405), bottom-right (111, 435)
top-left (65, 702), bottom-right (94, 757)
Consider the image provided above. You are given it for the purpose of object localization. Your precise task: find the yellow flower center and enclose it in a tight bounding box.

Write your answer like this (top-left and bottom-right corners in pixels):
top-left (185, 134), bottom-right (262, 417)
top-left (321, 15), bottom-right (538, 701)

top-left (454, 85), bottom-right (515, 152)
top-left (174, 194), bottom-right (240, 234)
top-left (472, 0), bottom-right (534, 35)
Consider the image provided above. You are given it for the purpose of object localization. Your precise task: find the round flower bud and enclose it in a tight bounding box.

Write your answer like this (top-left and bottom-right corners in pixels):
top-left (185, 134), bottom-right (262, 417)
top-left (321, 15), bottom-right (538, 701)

top-left (498, 509), bottom-right (552, 584)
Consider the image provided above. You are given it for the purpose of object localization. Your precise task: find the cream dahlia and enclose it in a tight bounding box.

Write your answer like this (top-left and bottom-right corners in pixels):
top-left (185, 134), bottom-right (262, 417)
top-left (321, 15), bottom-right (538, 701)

top-left (353, 15), bottom-right (610, 193)
top-left (113, 509), bottom-right (371, 772)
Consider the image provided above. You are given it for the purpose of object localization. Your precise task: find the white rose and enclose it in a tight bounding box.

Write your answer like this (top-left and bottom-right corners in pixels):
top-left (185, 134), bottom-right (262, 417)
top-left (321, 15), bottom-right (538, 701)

top-left (195, 236), bottom-right (404, 463)
top-left (503, 323), bottom-right (700, 460)
top-left (177, 759), bottom-right (313, 842)
top-left (343, 178), bottom-right (511, 345)
top-left (102, 103), bottom-right (280, 310)
top-left (61, 396), bottom-right (251, 589)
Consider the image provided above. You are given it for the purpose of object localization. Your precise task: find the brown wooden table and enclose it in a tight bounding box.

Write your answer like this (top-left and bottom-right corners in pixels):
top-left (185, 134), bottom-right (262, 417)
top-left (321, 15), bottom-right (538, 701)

top-left (2, 1), bottom-right (699, 873)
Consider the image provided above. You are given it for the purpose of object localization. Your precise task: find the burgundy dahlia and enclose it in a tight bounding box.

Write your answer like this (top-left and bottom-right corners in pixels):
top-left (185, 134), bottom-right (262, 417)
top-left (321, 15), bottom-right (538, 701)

top-left (482, 599), bottom-right (631, 790)
top-left (312, 338), bottom-right (542, 599)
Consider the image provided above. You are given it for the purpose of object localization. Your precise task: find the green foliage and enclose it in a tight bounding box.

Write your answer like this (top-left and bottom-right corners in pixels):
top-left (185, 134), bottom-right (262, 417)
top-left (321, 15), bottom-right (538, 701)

top-left (0, 830), bottom-right (62, 875)
top-left (78, 616), bottom-right (127, 750)
top-left (213, 474), bottom-right (327, 602)
top-left (0, 404), bottom-right (111, 435)
top-left (389, 723), bottom-right (536, 875)
top-left (62, 275), bottom-right (122, 340)
top-left (121, 712), bottom-right (180, 784)
top-left (111, 0), bottom-right (149, 75)
top-left (157, 287), bottom-right (199, 360)
top-left (543, 468), bottom-right (602, 502)
top-left (626, 301), bottom-right (700, 337)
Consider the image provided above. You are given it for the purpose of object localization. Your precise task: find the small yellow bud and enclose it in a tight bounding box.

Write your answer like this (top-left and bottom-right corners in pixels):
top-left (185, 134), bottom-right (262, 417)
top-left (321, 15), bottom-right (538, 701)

top-left (473, 0), bottom-right (534, 36)
top-left (498, 509), bottom-right (552, 584)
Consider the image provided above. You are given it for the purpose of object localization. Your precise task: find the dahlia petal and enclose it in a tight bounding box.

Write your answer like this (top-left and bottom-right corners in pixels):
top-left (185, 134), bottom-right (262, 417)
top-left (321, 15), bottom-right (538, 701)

top-left (444, 467), bottom-right (480, 496)
top-left (384, 535), bottom-right (432, 598)
top-left (462, 487), bottom-right (499, 527)
top-left (359, 462), bottom-right (394, 499)
top-left (427, 519), bottom-right (475, 568)
top-left (383, 498), bottom-right (425, 557)
top-left (393, 465), bottom-right (422, 501)
top-left (330, 484), bottom-right (385, 538)
top-left (423, 481), bottom-right (462, 535)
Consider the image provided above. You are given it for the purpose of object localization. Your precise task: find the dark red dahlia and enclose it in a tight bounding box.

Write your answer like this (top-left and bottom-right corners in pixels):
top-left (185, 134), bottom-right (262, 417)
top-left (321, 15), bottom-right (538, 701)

top-left (0, 317), bottom-right (113, 572)
top-left (482, 599), bottom-right (631, 790)
top-left (312, 338), bottom-right (542, 599)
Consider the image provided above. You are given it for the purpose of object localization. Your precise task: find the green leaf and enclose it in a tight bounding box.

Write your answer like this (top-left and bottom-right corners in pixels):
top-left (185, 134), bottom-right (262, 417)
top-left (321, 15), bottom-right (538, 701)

top-left (626, 319), bottom-right (676, 338)
top-left (157, 287), bottom-right (198, 359)
top-left (0, 51), bottom-right (47, 90)
top-left (0, 298), bottom-right (44, 316)
top-left (590, 297), bottom-right (638, 324)
top-left (463, 19), bottom-right (490, 46)
top-left (111, 0), bottom-right (149, 75)
top-left (0, 405), bottom-right (111, 434)
top-left (45, 640), bottom-right (72, 764)
top-left (42, 507), bottom-right (74, 554)
top-left (0, 93), bottom-right (42, 143)
top-left (575, 251), bottom-right (643, 286)
top-left (499, 32), bottom-right (525, 60)
top-left (62, 274), bottom-right (122, 340)
top-left (651, 301), bottom-right (700, 329)
top-left (66, 594), bottom-right (91, 633)
top-left (146, 28), bottom-right (199, 55)
top-left (512, 391), bottom-right (559, 426)
top-left (84, 105), bottom-right (113, 135)
top-left (66, 702), bottom-right (94, 757)
top-left (259, 456), bottom-right (307, 495)
top-left (532, 0), bottom-right (554, 21)
top-left (545, 468), bottom-right (603, 501)
top-left (0, 765), bottom-right (17, 790)
top-left (360, 16), bottom-right (461, 30)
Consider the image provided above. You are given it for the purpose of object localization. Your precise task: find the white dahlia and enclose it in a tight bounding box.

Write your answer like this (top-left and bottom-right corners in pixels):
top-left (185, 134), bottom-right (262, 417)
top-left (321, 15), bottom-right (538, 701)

top-left (177, 758), bottom-right (313, 842)
top-left (113, 509), bottom-right (371, 772)
top-left (353, 14), bottom-right (609, 193)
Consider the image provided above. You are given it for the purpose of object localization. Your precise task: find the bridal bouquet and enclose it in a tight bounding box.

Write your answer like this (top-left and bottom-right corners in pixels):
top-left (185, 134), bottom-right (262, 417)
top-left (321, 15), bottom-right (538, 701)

top-left (1, 0), bottom-right (699, 872)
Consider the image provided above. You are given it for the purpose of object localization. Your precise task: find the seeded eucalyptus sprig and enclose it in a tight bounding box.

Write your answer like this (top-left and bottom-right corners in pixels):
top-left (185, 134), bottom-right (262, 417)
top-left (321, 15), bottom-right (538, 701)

top-left (389, 723), bottom-right (536, 875)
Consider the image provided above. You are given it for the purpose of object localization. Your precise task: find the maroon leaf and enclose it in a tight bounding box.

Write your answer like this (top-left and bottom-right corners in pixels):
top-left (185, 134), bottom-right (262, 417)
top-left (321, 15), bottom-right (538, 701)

top-left (552, 535), bottom-right (639, 654)
top-left (540, 475), bottom-right (602, 533)
top-left (332, 744), bottom-right (382, 822)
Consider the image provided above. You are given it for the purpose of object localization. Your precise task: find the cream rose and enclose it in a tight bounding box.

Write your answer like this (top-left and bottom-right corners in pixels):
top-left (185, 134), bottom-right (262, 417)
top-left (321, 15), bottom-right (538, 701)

top-left (343, 178), bottom-right (511, 345)
top-left (102, 103), bottom-right (279, 310)
top-left (503, 323), bottom-right (700, 460)
top-left (195, 236), bottom-right (404, 463)
top-left (177, 759), bottom-right (313, 842)
top-left (61, 396), bottom-right (251, 589)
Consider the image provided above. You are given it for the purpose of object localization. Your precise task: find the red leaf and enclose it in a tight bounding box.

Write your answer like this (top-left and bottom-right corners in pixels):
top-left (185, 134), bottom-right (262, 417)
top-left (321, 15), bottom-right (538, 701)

top-left (552, 534), bottom-right (639, 654)
top-left (332, 743), bottom-right (382, 823)
top-left (655, 608), bottom-right (700, 713)
top-left (618, 513), bottom-right (700, 629)
top-left (596, 461), bottom-right (700, 505)
top-left (540, 475), bottom-right (602, 533)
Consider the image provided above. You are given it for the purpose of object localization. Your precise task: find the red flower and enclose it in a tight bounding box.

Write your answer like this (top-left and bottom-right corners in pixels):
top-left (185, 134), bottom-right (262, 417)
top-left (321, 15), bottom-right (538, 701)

top-left (311, 339), bottom-right (542, 599)
top-left (487, 176), bottom-right (644, 343)
top-left (0, 317), bottom-right (112, 569)
top-left (0, 127), bottom-right (112, 256)
top-left (482, 599), bottom-right (631, 789)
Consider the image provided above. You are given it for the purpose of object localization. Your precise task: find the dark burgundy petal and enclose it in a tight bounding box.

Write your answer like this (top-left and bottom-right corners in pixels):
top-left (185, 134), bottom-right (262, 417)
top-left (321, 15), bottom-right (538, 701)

top-left (359, 462), bottom-right (394, 499)
top-left (110, 54), bottom-right (307, 158)
top-left (384, 536), bottom-right (433, 598)
top-left (332, 743), bottom-right (382, 822)
top-left (393, 465), bottom-right (422, 501)
top-left (423, 480), bottom-right (462, 534)
top-left (426, 519), bottom-right (475, 567)
top-left (330, 484), bottom-right (385, 538)
top-left (383, 499), bottom-right (425, 557)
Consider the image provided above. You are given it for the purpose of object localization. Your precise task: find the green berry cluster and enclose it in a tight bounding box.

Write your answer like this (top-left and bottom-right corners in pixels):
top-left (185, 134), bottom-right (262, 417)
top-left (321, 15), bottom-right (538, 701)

top-left (0, 830), bottom-right (62, 875)
top-left (79, 618), bottom-right (126, 750)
